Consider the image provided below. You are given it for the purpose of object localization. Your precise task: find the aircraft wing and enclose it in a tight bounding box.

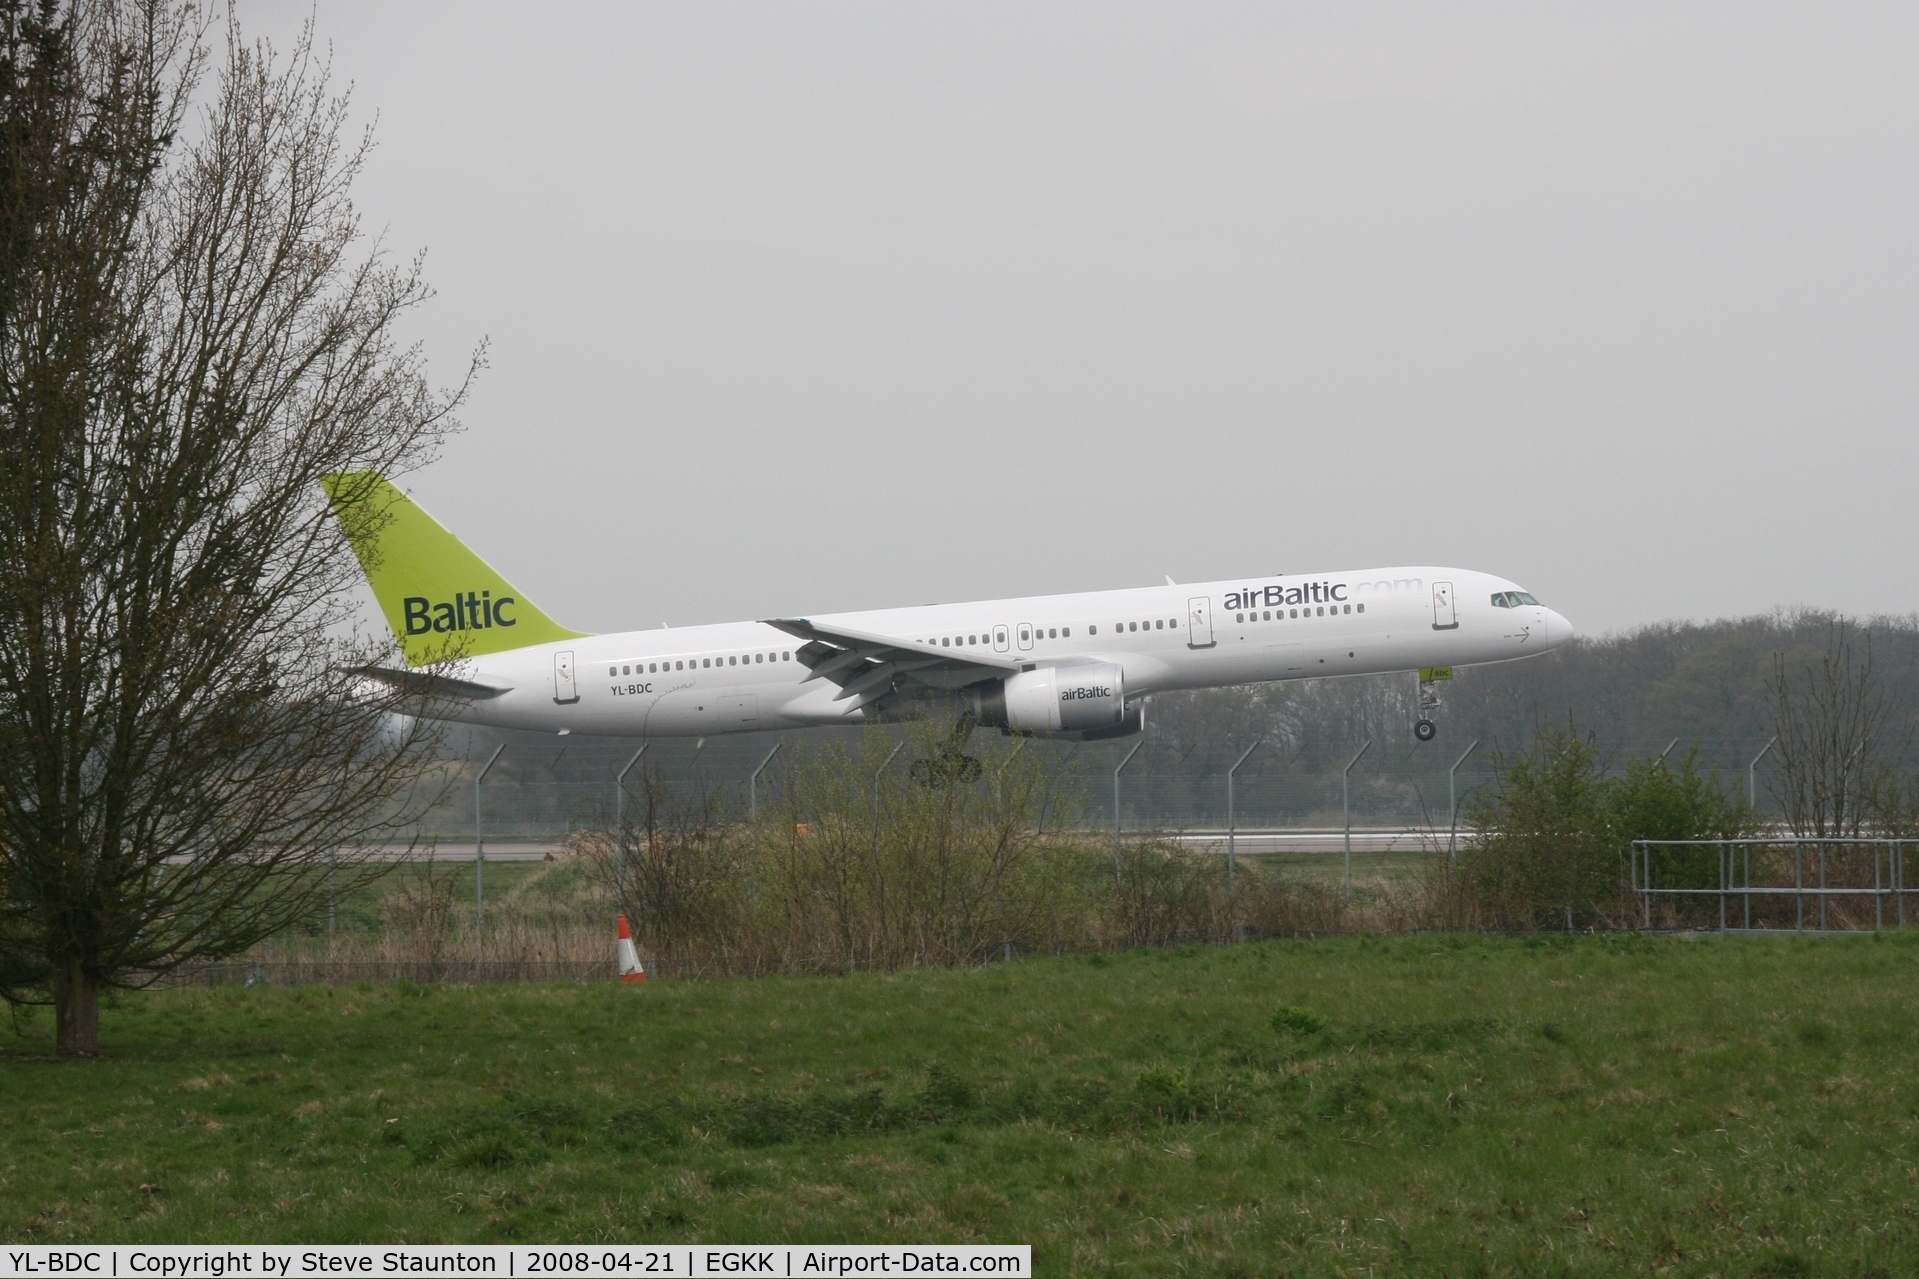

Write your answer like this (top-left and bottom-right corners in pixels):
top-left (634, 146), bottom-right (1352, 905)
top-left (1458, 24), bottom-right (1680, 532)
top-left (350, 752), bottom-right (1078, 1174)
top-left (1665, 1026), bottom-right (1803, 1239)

top-left (762, 618), bottom-right (1021, 704)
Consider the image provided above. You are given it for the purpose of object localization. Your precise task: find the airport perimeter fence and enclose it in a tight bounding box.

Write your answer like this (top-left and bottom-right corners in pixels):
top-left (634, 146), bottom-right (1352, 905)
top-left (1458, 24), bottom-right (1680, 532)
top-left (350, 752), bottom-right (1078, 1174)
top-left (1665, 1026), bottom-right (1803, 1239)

top-left (410, 730), bottom-right (1786, 845)
top-left (408, 725), bottom-right (1796, 844)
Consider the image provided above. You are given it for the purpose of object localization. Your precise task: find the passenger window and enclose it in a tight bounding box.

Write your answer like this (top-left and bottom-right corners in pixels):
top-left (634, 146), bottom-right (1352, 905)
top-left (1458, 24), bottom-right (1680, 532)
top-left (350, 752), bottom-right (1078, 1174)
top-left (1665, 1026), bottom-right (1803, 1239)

top-left (1315, 606), bottom-right (1323, 616)
top-left (1235, 614), bottom-right (1244, 624)
top-left (608, 667), bottom-right (618, 677)
top-left (1089, 625), bottom-right (1097, 635)
top-left (1357, 604), bottom-right (1365, 614)
top-left (1048, 628), bottom-right (1057, 639)
top-left (1126, 621), bottom-right (1136, 632)
top-left (1342, 604), bottom-right (1350, 614)
top-left (1062, 627), bottom-right (1070, 637)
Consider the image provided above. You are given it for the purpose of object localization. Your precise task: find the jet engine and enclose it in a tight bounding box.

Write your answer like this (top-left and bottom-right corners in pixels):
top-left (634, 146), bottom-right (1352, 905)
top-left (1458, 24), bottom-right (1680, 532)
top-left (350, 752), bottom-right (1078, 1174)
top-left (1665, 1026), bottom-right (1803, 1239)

top-left (974, 663), bottom-right (1125, 735)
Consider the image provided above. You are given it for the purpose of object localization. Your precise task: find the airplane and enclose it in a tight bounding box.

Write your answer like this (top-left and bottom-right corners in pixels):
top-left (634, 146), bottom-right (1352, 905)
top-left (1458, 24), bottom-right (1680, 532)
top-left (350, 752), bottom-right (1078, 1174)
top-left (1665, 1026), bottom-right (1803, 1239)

top-left (323, 472), bottom-right (1574, 753)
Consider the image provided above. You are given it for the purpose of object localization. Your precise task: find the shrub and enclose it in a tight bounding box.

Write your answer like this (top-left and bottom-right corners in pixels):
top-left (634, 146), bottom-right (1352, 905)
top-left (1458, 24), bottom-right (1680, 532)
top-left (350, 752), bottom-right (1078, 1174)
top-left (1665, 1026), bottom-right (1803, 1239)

top-left (1451, 724), bottom-right (1748, 929)
top-left (1270, 1005), bottom-right (1327, 1035)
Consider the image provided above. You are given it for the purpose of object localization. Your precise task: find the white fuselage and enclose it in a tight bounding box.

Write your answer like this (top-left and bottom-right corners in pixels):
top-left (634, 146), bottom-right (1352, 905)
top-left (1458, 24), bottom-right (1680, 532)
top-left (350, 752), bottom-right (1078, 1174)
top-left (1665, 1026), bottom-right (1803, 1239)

top-left (448, 566), bottom-right (1571, 738)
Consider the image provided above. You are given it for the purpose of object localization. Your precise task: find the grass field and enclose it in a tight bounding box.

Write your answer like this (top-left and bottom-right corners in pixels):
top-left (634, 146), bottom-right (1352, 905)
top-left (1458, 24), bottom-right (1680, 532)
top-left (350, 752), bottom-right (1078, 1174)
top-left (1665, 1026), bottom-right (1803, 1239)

top-left (4, 933), bottom-right (1917, 1276)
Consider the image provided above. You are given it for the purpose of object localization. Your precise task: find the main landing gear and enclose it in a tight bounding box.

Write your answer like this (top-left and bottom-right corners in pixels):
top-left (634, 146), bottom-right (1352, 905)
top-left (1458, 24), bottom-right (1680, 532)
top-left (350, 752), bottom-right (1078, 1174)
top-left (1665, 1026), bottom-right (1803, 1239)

top-left (1413, 666), bottom-right (1451, 742)
top-left (909, 713), bottom-right (984, 787)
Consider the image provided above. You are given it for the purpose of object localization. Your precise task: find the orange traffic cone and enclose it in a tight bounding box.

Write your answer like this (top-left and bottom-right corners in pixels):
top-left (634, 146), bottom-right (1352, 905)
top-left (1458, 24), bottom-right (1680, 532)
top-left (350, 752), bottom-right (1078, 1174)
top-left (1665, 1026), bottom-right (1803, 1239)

top-left (616, 914), bottom-right (647, 984)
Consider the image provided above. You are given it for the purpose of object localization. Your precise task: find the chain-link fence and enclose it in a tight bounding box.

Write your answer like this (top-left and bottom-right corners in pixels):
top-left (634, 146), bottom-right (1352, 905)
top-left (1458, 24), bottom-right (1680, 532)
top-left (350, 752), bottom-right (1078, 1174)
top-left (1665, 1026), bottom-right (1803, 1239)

top-left (408, 727), bottom-right (1785, 844)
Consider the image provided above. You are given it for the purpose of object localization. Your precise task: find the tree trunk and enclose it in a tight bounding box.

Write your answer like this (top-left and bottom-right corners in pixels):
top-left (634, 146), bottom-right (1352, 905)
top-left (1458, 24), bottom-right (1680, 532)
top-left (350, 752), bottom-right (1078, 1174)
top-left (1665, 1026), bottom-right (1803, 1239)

top-left (52, 958), bottom-right (100, 1057)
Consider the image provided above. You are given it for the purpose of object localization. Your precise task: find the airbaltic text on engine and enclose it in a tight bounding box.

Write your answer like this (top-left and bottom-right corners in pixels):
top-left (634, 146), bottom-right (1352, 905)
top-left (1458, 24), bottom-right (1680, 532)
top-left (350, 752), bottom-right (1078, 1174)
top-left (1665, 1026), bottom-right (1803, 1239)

top-left (979, 664), bottom-right (1125, 734)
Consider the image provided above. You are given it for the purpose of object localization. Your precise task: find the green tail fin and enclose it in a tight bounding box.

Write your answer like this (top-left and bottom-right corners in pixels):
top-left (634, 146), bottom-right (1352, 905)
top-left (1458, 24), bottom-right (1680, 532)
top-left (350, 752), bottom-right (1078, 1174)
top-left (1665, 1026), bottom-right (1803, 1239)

top-left (322, 472), bottom-right (587, 666)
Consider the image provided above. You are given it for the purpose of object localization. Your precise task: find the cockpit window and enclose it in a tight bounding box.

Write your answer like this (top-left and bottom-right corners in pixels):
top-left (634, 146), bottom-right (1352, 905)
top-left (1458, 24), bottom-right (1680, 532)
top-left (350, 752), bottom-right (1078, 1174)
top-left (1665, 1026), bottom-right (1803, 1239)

top-left (1491, 593), bottom-right (1510, 608)
top-left (1491, 591), bottom-right (1543, 608)
top-left (1515, 592), bottom-right (1539, 606)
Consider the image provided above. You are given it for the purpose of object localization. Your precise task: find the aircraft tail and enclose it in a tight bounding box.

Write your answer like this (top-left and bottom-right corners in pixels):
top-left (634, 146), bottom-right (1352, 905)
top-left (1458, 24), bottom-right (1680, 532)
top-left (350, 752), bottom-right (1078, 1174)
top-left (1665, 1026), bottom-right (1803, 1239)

top-left (322, 472), bottom-right (587, 667)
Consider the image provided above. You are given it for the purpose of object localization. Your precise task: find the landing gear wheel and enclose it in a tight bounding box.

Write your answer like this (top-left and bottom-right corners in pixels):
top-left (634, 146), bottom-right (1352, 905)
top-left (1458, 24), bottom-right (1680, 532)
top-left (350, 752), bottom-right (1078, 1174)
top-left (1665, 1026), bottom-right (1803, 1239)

top-left (1414, 719), bottom-right (1438, 742)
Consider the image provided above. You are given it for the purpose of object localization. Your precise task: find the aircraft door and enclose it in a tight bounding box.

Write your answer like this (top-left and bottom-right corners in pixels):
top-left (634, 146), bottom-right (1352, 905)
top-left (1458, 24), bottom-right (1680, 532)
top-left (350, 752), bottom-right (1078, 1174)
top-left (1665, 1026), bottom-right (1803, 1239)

top-left (553, 650), bottom-right (580, 703)
top-left (993, 625), bottom-right (1010, 653)
top-left (1431, 582), bottom-right (1458, 630)
top-left (1016, 622), bottom-right (1034, 651)
top-left (1187, 597), bottom-right (1215, 648)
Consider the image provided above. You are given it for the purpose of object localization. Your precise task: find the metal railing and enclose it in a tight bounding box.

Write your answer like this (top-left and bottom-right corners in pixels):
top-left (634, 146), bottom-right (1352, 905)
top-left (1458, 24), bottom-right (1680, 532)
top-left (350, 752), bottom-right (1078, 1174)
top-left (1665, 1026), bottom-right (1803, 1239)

top-left (1633, 838), bottom-right (1913, 933)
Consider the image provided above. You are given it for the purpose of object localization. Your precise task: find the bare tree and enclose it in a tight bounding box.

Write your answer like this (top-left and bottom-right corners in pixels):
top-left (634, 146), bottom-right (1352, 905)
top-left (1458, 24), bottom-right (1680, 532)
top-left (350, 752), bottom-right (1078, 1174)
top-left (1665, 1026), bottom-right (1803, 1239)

top-left (0, 2), bottom-right (472, 1053)
top-left (1768, 620), bottom-right (1899, 837)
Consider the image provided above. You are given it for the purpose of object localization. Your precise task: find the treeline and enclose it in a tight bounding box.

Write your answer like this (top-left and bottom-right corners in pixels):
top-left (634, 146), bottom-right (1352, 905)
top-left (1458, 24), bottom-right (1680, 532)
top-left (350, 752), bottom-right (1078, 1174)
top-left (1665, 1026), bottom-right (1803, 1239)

top-left (1144, 608), bottom-right (1919, 773)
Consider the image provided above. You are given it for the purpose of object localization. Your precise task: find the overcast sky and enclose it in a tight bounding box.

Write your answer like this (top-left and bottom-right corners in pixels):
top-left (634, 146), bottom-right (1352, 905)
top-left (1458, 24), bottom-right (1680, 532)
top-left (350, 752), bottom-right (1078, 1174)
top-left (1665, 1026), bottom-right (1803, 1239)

top-left (255, 3), bottom-right (1918, 638)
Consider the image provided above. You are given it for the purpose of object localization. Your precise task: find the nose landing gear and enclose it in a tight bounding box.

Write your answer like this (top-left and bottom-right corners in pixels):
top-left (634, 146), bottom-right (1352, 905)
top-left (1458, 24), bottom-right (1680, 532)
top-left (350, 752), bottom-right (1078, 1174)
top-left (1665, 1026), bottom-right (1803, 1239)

top-left (1414, 666), bottom-right (1452, 743)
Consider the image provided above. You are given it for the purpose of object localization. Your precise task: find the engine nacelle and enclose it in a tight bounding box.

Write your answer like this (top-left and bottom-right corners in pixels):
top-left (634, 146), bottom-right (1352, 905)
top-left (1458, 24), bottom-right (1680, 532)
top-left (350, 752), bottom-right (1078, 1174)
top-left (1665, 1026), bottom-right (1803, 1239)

top-left (975, 663), bottom-right (1125, 735)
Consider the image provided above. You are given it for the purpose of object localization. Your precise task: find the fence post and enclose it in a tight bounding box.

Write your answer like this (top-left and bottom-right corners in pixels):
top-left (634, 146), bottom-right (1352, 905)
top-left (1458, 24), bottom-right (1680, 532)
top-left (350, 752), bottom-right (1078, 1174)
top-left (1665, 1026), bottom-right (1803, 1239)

top-left (750, 741), bottom-right (782, 822)
top-left (1113, 739), bottom-right (1146, 885)
top-left (1342, 739), bottom-right (1373, 901)
top-left (1641, 842), bottom-right (1650, 929)
top-left (1718, 840), bottom-right (1726, 934)
top-left (1819, 842), bottom-right (1828, 931)
top-left (1226, 740), bottom-right (1261, 896)
top-left (873, 742), bottom-right (904, 852)
top-left (614, 744), bottom-right (648, 909)
top-left (474, 743), bottom-right (505, 949)
top-left (1747, 737), bottom-right (1776, 811)
top-left (1448, 739), bottom-right (1480, 857)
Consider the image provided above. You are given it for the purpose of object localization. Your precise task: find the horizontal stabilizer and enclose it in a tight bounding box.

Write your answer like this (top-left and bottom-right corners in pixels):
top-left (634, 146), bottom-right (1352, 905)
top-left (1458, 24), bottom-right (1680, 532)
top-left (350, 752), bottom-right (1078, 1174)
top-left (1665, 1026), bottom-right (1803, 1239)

top-left (354, 666), bottom-right (511, 701)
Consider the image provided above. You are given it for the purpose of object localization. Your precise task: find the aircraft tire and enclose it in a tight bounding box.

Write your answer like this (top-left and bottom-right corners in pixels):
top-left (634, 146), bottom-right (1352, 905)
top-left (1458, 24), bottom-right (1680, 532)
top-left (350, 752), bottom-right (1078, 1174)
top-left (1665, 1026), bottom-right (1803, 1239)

top-left (1414, 719), bottom-right (1438, 742)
